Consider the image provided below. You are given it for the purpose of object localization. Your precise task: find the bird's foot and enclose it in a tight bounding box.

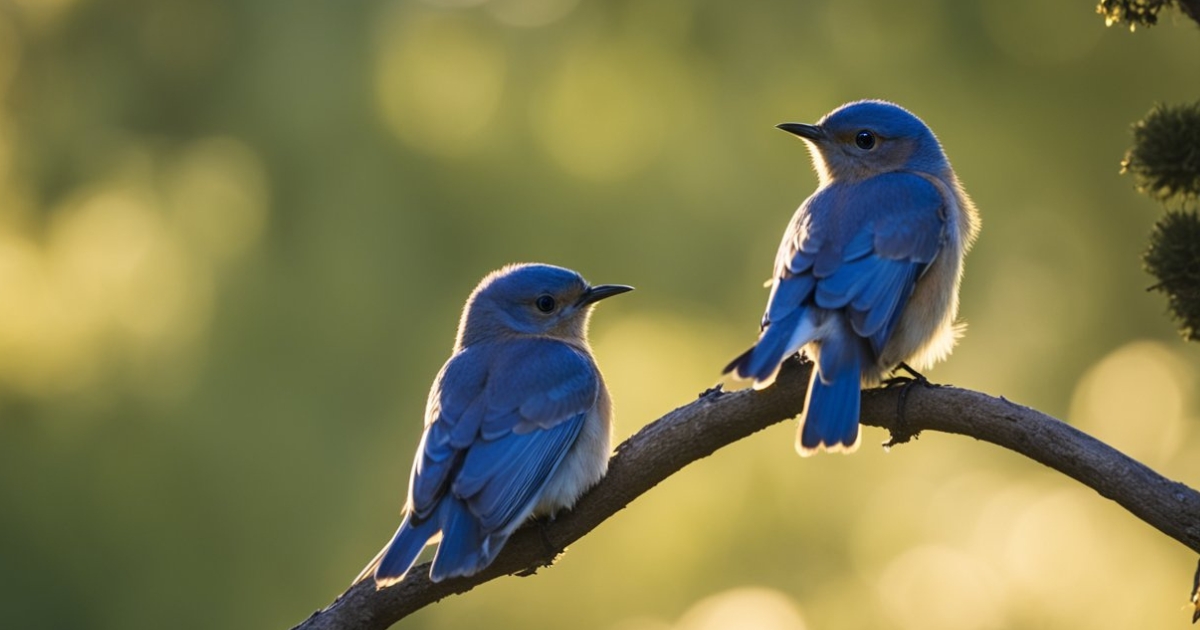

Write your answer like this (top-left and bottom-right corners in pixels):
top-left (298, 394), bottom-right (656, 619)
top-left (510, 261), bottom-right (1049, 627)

top-left (881, 362), bottom-right (935, 388)
top-left (515, 516), bottom-right (562, 577)
top-left (699, 383), bottom-right (725, 400)
top-left (881, 362), bottom-right (937, 449)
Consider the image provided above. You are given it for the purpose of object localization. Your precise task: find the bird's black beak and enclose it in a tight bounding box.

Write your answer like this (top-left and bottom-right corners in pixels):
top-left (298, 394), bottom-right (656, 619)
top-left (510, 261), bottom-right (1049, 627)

top-left (577, 284), bottom-right (634, 306)
top-left (777, 122), bottom-right (825, 142)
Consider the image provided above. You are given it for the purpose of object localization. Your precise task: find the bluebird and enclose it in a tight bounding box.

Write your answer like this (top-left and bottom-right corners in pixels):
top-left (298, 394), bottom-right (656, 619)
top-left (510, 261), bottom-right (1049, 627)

top-left (357, 263), bottom-right (632, 586)
top-left (725, 100), bottom-right (981, 455)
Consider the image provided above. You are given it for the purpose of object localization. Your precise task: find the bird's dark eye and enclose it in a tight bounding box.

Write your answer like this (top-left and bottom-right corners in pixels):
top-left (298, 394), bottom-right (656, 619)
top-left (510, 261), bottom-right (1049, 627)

top-left (535, 295), bottom-right (557, 313)
top-left (855, 130), bottom-right (876, 150)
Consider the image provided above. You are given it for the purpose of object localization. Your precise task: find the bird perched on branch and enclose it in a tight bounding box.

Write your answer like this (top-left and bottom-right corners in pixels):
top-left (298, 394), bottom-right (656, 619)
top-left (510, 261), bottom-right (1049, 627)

top-left (725, 100), bottom-right (980, 455)
top-left (358, 263), bottom-right (632, 586)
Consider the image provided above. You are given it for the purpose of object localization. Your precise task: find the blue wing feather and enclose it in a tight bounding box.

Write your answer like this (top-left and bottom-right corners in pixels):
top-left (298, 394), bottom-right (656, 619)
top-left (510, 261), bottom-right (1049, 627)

top-left (812, 173), bottom-right (945, 359)
top-left (456, 417), bottom-right (584, 531)
top-left (728, 171), bottom-right (946, 385)
top-left (765, 273), bottom-right (815, 327)
top-left (447, 395), bottom-right (487, 449)
top-left (516, 369), bottom-right (596, 432)
top-left (814, 256), bottom-right (875, 308)
top-left (481, 343), bottom-right (596, 436)
top-left (410, 349), bottom-right (491, 512)
top-left (842, 228), bottom-right (875, 261)
top-left (380, 337), bottom-right (599, 583)
top-left (787, 250), bottom-right (816, 275)
top-left (410, 435), bottom-right (452, 518)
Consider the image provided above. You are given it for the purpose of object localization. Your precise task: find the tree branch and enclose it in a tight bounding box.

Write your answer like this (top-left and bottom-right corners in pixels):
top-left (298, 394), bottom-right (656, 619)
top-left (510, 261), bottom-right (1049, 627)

top-left (290, 356), bottom-right (1200, 630)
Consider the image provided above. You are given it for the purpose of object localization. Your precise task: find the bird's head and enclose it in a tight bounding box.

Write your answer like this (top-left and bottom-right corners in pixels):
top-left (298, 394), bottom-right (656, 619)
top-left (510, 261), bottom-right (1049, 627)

top-left (457, 263), bottom-right (632, 348)
top-left (778, 100), bottom-right (950, 185)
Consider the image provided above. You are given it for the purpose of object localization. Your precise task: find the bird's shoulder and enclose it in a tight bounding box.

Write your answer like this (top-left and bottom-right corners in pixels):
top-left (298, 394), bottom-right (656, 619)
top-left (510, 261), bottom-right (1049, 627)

top-left (803, 171), bottom-right (944, 224)
top-left (780, 171), bottom-right (947, 276)
top-left (430, 337), bottom-right (599, 432)
top-left (439, 337), bottom-right (594, 383)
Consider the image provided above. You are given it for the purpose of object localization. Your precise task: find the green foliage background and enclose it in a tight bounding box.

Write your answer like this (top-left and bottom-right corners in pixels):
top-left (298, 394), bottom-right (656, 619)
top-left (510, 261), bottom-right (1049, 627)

top-left (0, 1), bottom-right (1198, 628)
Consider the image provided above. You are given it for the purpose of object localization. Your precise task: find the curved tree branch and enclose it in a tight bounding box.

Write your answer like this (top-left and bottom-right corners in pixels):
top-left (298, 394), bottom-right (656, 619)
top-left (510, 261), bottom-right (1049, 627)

top-left (290, 356), bottom-right (1200, 630)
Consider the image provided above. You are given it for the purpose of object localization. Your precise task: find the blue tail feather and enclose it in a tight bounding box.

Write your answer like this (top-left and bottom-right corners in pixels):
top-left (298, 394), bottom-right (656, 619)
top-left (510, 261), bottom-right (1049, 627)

top-left (724, 311), bottom-right (815, 384)
top-left (740, 322), bottom-right (794, 381)
top-left (430, 499), bottom-right (486, 582)
top-left (797, 329), bottom-right (863, 454)
top-left (373, 511), bottom-right (440, 586)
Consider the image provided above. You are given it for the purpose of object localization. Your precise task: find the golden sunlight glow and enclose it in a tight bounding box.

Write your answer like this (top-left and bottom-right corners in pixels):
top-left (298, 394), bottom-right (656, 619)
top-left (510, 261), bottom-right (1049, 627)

top-left (374, 8), bottom-right (507, 157)
top-left (677, 587), bottom-right (808, 630)
top-left (584, 311), bottom-right (759, 583)
top-left (1003, 490), bottom-right (1104, 593)
top-left (877, 544), bottom-right (1008, 630)
top-left (850, 470), bottom-right (1007, 576)
top-left (591, 312), bottom-right (742, 433)
top-left (949, 254), bottom-right (1088, 398)
top-left (0, 231), bottom-right (89, 394)
top-left (0, 138), bottom-right (267, 401)
top-left (6, 2), bottom-right (1200, 627)
top-left (606, 587), bottom-right (809, 630)
top-left (961, 481), bottom-right (1180, 628)
top-left (997, 487), bottom-right (1149, 627)
top-left (607, 618), bottom-right (674, 630)
top-left (50, 186), bottom-right (203, 343)
top-left (1069, 340), bottom-right (1193, 466)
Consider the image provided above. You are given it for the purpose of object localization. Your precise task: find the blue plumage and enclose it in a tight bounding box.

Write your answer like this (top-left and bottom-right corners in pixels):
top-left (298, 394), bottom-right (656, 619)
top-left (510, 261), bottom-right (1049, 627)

top-left (358, 264), bottom-right (631, 586)
top-left (725, 100), bottom-right (981, 455)
top-left (372, 509), bottom-right (441, 582)
top-left (802, 324), bottom-right (864, 451)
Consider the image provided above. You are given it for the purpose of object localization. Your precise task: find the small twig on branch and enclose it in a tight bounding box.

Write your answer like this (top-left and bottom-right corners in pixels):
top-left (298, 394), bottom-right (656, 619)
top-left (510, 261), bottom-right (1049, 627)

top-left (1191, 557), bottom-right (1200, 623)
top-left (291, 356), bottom-right (1200, 630)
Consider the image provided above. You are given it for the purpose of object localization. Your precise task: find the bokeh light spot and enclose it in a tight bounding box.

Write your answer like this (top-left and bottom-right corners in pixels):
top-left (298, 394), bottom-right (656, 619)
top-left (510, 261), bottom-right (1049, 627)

top-left (0, 136), bottom-right (265, 403)
top-left (677, 587), bottom-right (807, 630)
top-left (530, 39), bottom-right (676, 181)
top-left (591, 312), bottom-right (741, 434)
top-left (878, 544), bottom-right (1007, 630)
top-left (1069, 340), bottom-right (1192, 465)
top-left (166, 137), bottom-right (270, 264)
top-left (374, 8), bottom-right (507, 157)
